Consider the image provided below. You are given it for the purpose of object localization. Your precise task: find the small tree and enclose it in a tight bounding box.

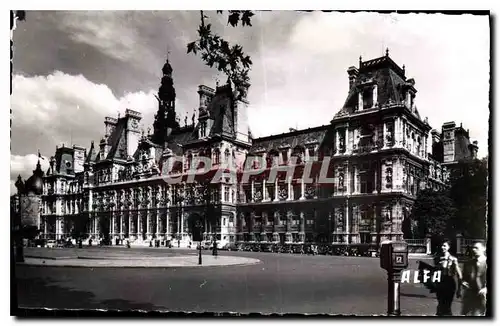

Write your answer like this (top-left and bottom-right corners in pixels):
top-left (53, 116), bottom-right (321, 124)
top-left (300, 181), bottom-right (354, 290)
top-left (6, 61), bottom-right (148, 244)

top-left (411, 188), bottom-right (457, 239)
top-left (448, 158), bottom-right (488, 238)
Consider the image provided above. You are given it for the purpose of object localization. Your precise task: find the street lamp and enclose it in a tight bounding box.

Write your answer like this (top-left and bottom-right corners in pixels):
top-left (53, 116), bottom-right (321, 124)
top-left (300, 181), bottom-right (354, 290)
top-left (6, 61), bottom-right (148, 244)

top-left (195, 219), bottom-right (203, 265)
top-left (176, 188), bottom-right (185, 248)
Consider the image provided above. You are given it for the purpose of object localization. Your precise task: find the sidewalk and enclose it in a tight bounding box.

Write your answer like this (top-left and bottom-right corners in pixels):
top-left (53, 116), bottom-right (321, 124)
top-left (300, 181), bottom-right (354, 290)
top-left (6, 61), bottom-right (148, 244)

top-left (18, 255), bottom-right (261, 268)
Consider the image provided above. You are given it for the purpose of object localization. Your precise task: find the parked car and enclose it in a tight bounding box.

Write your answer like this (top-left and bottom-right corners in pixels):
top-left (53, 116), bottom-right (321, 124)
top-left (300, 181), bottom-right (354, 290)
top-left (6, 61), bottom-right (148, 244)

top-left (46, 240), bottom-right (57, 248)
top-left (34, 238), bottom-right (47, 248)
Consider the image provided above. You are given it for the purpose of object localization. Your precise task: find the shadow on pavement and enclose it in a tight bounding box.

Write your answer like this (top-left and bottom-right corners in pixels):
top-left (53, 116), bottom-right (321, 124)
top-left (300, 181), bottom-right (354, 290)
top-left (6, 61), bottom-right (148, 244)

top-left (16, 276), bottom-right (165, 312)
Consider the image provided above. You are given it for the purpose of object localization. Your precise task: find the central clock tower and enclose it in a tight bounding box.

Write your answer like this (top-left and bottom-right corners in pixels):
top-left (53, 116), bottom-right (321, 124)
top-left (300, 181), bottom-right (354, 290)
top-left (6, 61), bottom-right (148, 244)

top-left (125, 109), bottom-right (142, 158)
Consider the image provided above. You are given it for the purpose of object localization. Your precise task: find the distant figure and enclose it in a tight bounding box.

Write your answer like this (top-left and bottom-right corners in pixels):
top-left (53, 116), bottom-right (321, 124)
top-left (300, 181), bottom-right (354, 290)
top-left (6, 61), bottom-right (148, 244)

top-left (433, 240), bottom-right (462, 316)
top-left (461, 242), bottom-right (487, 316)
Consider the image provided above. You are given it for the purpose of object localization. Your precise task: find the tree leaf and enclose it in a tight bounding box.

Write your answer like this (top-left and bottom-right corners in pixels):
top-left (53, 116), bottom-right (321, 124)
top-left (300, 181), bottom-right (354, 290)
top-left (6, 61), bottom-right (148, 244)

top-left (228, 12), bottom-right (240, 27)
top-left (187, 41), bottom-right (197, 54)
top-left (241, 11), bottom-right (254, 26)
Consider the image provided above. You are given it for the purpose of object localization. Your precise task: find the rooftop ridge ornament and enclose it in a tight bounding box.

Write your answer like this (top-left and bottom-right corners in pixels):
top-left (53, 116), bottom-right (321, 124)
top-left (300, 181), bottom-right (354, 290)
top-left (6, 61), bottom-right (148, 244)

top-left (386, 48), bottom-right (389, 57)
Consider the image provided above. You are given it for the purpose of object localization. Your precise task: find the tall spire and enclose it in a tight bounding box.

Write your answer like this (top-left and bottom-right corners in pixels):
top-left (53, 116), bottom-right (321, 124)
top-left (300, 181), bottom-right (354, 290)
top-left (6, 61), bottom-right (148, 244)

top-left (153, 55), bottom-right (180, 145)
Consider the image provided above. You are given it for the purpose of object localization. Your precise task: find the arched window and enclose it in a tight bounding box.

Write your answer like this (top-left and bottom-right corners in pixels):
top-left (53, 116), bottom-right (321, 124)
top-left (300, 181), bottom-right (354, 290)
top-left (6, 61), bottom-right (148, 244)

top-left (292, 146), bottom-right (304, 165)
top-left (225, 148), bottom-right (230, 164)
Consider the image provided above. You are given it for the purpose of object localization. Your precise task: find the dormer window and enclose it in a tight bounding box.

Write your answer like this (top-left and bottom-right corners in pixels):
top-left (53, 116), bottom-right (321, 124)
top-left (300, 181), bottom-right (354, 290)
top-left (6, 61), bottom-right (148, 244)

top-left (291, 146), bottom-right (303, 165)
top-left (281, 150), bottom-right (289, 165)
top-left (266, 151), bottom-right (277, 168)
top-left (200, 121), bottom-right (207, 138)
top-left (308, 147), bottom-right (316, 160)
top-left (213, 148), bottom-right (220, 165)
top-left (363, 88), bottom-right (373, 109)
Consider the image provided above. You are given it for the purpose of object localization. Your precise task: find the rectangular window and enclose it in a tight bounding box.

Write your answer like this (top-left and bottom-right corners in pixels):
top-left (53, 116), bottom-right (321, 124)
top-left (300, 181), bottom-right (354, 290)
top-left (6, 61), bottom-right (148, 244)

top-left (363, 89), bottom-right (373, 109)
top-left (308, 148), bottom-right (315, 160)
top-left (281, 151), bottom-right (289, 165)
top-left (224, 186), bottom-right (230, 202)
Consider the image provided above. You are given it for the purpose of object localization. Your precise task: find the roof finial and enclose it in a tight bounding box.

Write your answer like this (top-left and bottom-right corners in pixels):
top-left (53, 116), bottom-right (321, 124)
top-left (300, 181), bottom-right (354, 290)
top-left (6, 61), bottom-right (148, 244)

top-left (402, 64), bottom-right (406, 75)
top-left (386, 48), bottom-right (389, 57)
top-left (166, 44), bottom-right (170, 62)
top-left (359, 55), bottom-right (362, 66)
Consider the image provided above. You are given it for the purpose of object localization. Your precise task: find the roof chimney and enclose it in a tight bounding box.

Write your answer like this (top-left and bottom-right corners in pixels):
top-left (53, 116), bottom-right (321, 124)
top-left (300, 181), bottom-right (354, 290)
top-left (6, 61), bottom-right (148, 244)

top-left (347, 66), bottom-right (359, 89)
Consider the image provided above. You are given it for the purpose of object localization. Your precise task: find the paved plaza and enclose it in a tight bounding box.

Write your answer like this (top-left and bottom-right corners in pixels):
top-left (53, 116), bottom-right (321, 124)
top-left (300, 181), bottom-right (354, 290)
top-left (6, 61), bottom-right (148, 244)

top-left (15, 247), bottom-right (463, 316)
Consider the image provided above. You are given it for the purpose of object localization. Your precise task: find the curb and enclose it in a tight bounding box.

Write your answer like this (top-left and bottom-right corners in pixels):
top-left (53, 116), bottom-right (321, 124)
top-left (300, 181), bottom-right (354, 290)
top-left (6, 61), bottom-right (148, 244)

top-left (16, 261), bottom-right (262, 269)
top-left (16, 257), bottom-right (262, 269)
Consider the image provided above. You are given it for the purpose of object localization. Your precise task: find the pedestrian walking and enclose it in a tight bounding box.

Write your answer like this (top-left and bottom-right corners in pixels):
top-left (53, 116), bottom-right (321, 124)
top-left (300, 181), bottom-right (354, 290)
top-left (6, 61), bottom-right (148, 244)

top-left (460, 242), bottom-right (487, 316)
top-left (432, 240), bottom-right (462, 316)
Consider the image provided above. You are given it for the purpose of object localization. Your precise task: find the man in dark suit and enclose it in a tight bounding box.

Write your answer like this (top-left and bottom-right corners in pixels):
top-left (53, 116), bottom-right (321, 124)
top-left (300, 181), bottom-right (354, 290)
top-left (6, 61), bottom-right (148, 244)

top-left (460, 242), bottom-right (487, 316)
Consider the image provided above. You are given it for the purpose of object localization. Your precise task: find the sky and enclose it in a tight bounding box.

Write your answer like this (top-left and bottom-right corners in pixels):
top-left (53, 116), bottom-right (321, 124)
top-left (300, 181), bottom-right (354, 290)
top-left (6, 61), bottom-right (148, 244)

top-left (10, 10), bottom-right (490, 194)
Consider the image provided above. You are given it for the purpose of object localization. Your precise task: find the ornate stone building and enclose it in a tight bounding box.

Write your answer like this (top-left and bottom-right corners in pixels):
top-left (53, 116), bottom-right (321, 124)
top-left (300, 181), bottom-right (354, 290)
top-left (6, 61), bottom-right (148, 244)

top-left (16, 52), bottom-right (479, 247)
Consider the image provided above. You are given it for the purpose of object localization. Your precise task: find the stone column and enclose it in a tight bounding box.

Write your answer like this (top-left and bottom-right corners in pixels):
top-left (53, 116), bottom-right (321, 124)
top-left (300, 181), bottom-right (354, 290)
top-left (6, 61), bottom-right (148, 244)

top-left (394, 117), bottom-right (400, 147)
top-left (119, 212), bottom-right (123, 239)
top-left (345, 200), bottom-right (350, 244)
top-left (166, 211), bottom-right (170, 239)
top-left (262, 179), bottom-right (267, 201)
top-left (137, 203), bottom-right (141, 240)
top-left (274, 178), bottom-right (279, 201)
top-left (345, 162), bottom-right (350, 194)
top-left (110, 213), bottom-right (114, 239)
top-left (353, 165), bottom-right (358, 194)
top-left (373, 165), bottom-right (378, 194)
top-left (300, 178), bottom-right (305, 200)
top-left (299, 211), bottom-right (305, 242)
top-left (146, 211), bottom-right (151, 240)
top-left (335, 129), bottom-right (340, 155)
top-left (372, 84), bottom-right (378, 106)
top-left (383, 121), bottom-right (388, 148)
top-left (128, 211), bottom-right (132, 239)
top-left (156, 210), bottom-right (160, 238)
top-left (287, 177), bottom-right (292, 201)
top-left (180, 208), bottom-right (184, 236)
top-left (44, 217), bottom-right (48, 238)
top-left (95, 215), bottom-right (99, 237)
top-left (251, 179), bottom-right (255, 202)
top-left (358, 91), bottom-right (363, 110)
top-left (345, 127), bottom-right (349, 154)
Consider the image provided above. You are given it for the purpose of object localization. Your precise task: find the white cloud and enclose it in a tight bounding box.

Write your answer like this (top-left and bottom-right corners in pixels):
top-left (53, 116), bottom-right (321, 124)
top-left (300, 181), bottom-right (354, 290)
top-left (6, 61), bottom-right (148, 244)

top-left (11, 71), bottom-right (159, 189)
top-left (247, 12), bottom-right (490, 157)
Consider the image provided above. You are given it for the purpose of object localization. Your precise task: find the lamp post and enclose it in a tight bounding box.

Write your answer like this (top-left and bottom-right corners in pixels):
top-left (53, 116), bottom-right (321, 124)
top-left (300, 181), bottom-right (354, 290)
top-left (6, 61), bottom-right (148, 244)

top-left (328, 213), bottom-right (332, 243)
top-left (176, 187), bottom-right (184, 247)
top-left (195, 219), bottom-right (203, 265)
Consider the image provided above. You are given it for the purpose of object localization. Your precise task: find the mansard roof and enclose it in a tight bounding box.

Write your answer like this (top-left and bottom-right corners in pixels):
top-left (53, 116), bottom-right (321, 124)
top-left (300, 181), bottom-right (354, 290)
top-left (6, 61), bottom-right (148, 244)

top-left (249, 125), bottom-right (330, 154)
top-left (106, 117), bottom-right (128, 160)
top-left (333, 54), bottom-right (422, 121)
top-left (164, 125), bottom-right (196, 155)
top-left (208, 84), bottom-right (236, 138)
